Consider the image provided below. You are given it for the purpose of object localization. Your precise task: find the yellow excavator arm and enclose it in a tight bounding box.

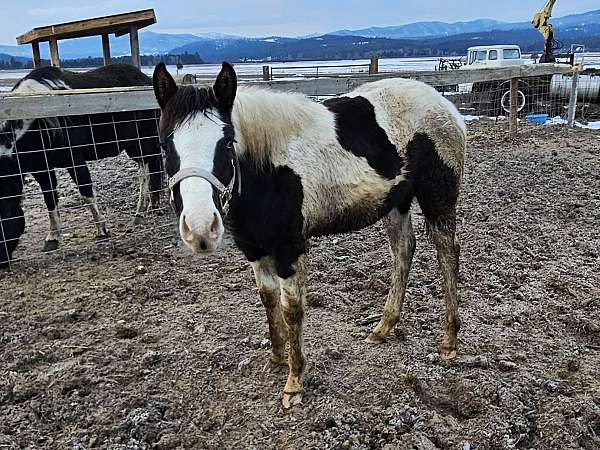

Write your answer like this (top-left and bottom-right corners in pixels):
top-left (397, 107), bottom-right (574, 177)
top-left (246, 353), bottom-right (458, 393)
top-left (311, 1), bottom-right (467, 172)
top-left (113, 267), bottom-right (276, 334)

top-left (532, 0), bottom-right (558, 62)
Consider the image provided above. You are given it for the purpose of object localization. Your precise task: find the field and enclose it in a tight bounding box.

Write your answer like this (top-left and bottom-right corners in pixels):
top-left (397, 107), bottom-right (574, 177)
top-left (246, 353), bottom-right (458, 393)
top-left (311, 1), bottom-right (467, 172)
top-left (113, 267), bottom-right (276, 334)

top-left (1, 121), bottom-right (599, 449)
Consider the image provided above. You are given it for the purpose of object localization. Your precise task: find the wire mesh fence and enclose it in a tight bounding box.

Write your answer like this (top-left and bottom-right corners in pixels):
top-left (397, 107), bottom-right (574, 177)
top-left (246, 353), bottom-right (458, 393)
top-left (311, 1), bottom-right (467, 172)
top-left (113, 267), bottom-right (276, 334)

top-left (0, 110), bottom-right (175, 271)
top-left (1, 64), bottom-right (597, 272)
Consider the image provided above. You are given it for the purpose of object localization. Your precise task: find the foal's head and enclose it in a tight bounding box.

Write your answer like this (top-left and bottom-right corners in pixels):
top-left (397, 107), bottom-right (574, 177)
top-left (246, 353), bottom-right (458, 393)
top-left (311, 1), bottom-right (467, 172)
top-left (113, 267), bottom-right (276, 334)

top-left (153, 62), bottom-right (238, 254)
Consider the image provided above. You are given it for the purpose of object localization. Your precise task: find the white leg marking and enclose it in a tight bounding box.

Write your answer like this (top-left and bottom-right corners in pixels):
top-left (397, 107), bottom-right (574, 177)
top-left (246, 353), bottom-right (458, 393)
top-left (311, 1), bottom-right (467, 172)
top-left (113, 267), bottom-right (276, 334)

top-left (135, 163), bottom-right (150, 218)
top-left (46, 208), bottom-right (61, 242)
top-left (82, 196), bottom-right (108, 236)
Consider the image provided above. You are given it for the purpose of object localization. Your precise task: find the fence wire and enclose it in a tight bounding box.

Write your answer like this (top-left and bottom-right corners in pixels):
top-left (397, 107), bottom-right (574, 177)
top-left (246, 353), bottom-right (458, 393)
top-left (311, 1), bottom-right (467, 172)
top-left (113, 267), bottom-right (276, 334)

top-left (1, 69), bottom-right (598, 271)
top-left (0, 110), bottom-right (175, 271)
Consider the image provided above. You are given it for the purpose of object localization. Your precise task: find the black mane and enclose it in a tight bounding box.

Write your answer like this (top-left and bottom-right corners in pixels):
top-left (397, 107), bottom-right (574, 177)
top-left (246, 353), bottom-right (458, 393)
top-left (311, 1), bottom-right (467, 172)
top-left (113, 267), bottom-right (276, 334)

top-left (162, 86), bottom-right (219, 131)
top-left (13, 64), bottom-right (151, 91)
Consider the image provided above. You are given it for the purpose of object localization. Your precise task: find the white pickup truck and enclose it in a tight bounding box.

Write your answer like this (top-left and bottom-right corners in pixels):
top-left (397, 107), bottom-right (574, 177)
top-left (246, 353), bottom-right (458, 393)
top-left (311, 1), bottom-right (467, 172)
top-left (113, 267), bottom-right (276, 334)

top-left (461, 45), bottom-right (531, 69)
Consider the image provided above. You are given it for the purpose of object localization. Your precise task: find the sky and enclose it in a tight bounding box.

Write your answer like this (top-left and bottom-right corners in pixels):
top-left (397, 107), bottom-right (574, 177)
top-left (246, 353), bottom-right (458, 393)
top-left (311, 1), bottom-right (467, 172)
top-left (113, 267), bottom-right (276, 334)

top-left (2, 0), bottom-right (599, 45)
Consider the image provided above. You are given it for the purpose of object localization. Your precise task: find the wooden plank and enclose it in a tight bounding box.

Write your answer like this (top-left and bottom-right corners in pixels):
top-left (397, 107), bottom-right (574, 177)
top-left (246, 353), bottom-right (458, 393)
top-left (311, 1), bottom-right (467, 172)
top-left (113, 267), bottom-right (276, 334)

top-left (49, 39), bottom-right (60, 67)
top-left (129, 26), bottom-right (140, 69)
top-left (0, 88), bottom-right (159, 120)
top-left (31, 42), bottom-right (41, 68)
top-left (102, 34), bottom-right (111, 66)
top-left (0, 65), bottom-right (578, 121)
top-left (16, 9), bottom-right (155, 44)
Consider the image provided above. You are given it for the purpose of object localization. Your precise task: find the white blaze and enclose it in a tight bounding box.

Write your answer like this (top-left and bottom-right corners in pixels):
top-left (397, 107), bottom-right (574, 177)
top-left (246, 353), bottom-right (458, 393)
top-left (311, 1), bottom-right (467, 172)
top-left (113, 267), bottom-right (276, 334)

top-left (173, 113), bottom-right (225, 252)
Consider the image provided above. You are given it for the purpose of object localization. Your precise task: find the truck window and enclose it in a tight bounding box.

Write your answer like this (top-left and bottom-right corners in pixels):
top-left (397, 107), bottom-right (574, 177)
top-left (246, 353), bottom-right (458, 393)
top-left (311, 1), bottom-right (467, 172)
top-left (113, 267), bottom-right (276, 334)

top-left (468, 51), bottom-right (475, 64)
top-left (503, 49), bottom-right (520, 59)
top-left (476, 51), bottom-right (487, 61)
top-left (489, 50), bottom-right (498, 60)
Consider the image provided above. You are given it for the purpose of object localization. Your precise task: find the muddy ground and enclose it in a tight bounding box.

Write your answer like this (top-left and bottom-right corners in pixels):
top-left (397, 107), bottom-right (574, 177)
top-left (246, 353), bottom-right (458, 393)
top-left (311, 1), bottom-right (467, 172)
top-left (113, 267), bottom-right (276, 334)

top-left (1, 121), bottom-right (599, 450)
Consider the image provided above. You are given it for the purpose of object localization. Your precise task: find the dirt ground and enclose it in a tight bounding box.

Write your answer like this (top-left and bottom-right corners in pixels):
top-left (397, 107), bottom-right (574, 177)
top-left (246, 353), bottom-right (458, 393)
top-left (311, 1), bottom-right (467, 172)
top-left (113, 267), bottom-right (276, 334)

top-left (1, 121), bottom-right (599, 450)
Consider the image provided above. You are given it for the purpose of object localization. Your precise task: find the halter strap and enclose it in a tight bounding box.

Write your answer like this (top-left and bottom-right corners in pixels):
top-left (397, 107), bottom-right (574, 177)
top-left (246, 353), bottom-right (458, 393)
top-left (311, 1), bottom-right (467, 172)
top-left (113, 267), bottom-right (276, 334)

top-left (168, 168), bottom-right (228, 192)
top-left (161, 133), bottom-right (242, 217)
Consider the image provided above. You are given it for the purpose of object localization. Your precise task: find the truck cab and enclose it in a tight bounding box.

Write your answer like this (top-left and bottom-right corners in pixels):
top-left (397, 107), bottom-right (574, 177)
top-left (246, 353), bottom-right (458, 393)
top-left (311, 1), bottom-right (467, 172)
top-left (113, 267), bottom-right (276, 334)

top-left (461, 45), bottom-right (530, 69)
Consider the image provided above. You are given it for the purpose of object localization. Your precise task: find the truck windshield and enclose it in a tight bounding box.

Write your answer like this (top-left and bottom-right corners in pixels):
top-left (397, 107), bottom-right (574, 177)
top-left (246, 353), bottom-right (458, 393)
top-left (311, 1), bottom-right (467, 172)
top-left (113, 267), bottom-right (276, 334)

top-left (503, 49), bottom-right (521, 59)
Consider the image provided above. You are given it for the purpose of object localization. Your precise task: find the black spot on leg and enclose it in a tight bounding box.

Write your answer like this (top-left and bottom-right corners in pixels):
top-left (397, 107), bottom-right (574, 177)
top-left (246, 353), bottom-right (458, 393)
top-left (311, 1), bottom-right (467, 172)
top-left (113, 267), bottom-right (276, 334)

top-left (324, 96), bottom-right (403, 180)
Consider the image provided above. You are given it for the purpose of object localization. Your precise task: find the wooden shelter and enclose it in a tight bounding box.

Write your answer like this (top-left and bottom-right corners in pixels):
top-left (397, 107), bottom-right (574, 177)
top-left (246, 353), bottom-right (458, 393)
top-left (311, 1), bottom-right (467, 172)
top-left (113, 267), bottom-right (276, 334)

top-left (15, 9), bottom-right (156, 69)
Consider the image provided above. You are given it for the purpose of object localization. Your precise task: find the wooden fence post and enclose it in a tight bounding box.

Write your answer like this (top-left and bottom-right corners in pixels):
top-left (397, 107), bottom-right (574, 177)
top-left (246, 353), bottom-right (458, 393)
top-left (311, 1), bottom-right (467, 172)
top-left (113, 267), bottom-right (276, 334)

top-left (509, 77), bottom-right (519, 136)
top-left (49, 38), bottom-right (60, 67)
top-left (369, 55), bottom-right (379, 74)
top-left (262, 65), bottom-right (271, 81)
top-left (567, 71), bottom-right (580, 128)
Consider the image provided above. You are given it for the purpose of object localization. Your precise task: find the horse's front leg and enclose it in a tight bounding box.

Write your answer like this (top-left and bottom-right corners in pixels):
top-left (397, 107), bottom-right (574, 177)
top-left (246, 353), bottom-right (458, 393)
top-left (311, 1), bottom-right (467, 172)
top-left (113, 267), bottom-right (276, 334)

top-left (250, 257), bottom-right (286, 366)
top-left (32, 169), bottom-right (61, 252)
top-left (279, 254), bottom-right (307, 409)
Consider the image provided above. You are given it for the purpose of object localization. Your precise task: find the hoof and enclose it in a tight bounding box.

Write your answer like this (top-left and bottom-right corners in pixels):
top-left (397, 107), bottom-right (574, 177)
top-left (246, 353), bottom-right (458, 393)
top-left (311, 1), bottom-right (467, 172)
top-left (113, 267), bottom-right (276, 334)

top-left (441, 349), bottom-right (458, 361)
top-left (282, 391), bottom-right (303, 409)
top-left (366, 332), bottom-right (385, 345)
top-left (43, 240), bottom-right (59, 252)
top-left (133, 215), bottom-right (145, 225)
top-left (95, 233), bottom-right (110, 243)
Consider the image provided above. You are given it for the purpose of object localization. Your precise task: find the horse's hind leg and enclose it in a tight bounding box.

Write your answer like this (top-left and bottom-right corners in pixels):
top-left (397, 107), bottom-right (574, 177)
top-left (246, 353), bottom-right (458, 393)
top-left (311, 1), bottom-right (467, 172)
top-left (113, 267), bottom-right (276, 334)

top-left (367, 209), bottom-right (416, 344)
top-left (410, 134), bottom-right (462, 360)
top-left (32, 169), bottom-right (61, 252)
top-left (427, 217), bottom-right (460, 360)
top-left (133, 161), bottom-right (150, 225)
top-left (250, 256), bottom-right (287, 366)
top-left (67, 164), bottom-right (109, 240)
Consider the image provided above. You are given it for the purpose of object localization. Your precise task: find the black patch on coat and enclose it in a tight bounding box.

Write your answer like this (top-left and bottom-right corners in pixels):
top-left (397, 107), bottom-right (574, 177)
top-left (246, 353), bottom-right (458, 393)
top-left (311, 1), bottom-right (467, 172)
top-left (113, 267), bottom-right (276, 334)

top-left (227, 160), bottom-right (305, 279)
top-left (13, 64), bottom-right (151, 91)
top-left (324, 95), bottom-right (403, 180)
top-left (405, 133), bottom-right (459, 224)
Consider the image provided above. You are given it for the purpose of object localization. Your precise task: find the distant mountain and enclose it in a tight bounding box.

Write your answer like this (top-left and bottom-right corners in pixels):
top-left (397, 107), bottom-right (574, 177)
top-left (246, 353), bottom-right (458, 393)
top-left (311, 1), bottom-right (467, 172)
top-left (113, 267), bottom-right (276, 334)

top-left (1, 9), bottom-right (599, 62)
top-left (170, 24), bottom-right (600, 63)
top-left (331, 19), bottom-right (508, 39)
top-left (329, 9), bottom-right (600, 39)
top-left (0, 53), bottom-right (30, 63)
top-left (0, 31), bottom-right (234, 60)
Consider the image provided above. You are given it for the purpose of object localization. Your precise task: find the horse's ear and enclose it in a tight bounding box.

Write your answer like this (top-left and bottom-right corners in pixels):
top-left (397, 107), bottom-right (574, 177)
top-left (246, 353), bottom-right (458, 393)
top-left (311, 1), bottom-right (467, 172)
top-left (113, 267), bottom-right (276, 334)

top-left (213, 62), bottom-right (237, 111)
top-left (153, 63), bottom-right (178, 109)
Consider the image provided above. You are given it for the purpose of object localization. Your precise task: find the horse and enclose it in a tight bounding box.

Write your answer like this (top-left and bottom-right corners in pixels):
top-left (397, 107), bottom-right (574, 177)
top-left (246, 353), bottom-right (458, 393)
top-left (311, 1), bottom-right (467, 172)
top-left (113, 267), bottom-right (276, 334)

top-left (152, 62), bottom-right (466, 408)
top-left (0, 64), bottom-right (163, 267)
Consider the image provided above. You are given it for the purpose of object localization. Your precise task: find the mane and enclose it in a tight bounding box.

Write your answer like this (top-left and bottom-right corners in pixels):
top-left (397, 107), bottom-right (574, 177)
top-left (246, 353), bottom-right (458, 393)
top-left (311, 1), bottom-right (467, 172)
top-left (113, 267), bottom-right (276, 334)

top-left (161, 85), bottom-right (219, 132)
top-left (232, 87), bottom-right (323, 167)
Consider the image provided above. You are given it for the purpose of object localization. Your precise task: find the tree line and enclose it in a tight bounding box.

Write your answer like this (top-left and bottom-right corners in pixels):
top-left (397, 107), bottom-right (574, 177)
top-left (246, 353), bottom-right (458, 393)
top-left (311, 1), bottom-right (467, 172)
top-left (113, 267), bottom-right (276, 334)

top-left (0, 52), bottom-right (204, 70)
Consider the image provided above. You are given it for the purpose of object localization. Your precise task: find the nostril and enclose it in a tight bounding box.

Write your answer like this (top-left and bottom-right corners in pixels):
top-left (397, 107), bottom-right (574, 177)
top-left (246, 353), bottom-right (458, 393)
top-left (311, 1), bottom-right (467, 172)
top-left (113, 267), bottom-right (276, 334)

top-left (210, 213), bottom-right (219, 235)
top-left (181, 215), bottom-right (191, 236)
top-left (199, 239), bottom-right (208, 251)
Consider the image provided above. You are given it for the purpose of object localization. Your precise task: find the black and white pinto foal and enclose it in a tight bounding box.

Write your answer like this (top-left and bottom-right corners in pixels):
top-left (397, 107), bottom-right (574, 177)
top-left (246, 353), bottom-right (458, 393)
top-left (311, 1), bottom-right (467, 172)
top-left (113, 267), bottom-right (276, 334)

top-left (0, 64), bottom-right (162, 266)
top-left (153, 62), bottom-right (466, 407)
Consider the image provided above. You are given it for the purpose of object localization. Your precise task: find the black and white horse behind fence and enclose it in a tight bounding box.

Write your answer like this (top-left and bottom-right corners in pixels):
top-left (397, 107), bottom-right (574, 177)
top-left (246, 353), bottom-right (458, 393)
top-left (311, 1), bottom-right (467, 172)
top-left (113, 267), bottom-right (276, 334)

top-left (153, 62), bottom-right (467, 407)
top-left (0, 64), bottom-right (163, 267)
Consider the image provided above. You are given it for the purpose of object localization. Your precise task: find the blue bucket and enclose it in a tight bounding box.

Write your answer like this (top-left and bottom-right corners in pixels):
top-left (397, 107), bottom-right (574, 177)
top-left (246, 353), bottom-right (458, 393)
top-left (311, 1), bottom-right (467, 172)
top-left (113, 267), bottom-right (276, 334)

top-left (527, 114), bottom-right (549, 124)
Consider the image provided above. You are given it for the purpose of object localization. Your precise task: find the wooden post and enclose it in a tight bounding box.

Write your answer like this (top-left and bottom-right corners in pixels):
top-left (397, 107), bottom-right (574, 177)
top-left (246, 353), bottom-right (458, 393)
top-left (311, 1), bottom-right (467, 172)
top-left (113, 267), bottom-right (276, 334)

top-left (102, 33), bottom-right (111, 66)
top-left (49, 38), bottom-right (60, 67)
top-left (567, 71), bottom-right (580, 128)
top-left (369, 54), bottom-right (379, 74)
top-left (262, 65), bottom-right (271, 81)
top-left (31, 42), bottom-right (41, 68)
top-left (129, 25), bottom-right (140, 69)
top-left (509, 77), bottom-right (519, 136)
